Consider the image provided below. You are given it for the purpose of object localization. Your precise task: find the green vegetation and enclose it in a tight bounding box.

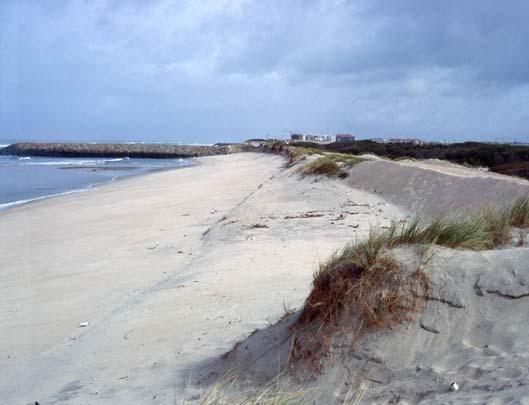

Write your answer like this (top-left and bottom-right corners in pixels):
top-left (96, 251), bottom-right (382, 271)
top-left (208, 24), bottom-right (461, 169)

top-left (298, 154), bottom-right (364, 178)
top-left (260, 141), bottom-right (365, 178)
top-left (322, 152), bottom-right (364, 168)
top-left (390, 210), bottom-right (511, 250)
top-left (298, 156), bottom-right (346, 178)
top-left (286, 147), bottom-right (365, 179)
top-left (284, 140), bottom-right (529, 180)
top-left (509, 196), bottom-right (529, 227)
top-left (285, 146), bottom-right (321, 165)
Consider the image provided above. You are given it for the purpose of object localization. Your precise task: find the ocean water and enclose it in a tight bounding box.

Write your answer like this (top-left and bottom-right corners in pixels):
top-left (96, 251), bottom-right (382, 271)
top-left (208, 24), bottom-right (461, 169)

top-left (0, 144), bottom-right (192, 210)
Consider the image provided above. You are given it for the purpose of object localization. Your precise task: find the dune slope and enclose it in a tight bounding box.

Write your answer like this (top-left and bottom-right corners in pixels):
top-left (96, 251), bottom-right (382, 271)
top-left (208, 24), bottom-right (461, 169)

top-left (205, 246), bottom-right (529, 403)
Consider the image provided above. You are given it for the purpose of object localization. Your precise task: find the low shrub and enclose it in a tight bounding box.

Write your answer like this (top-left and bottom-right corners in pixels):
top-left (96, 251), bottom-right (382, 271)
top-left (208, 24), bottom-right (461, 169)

top-left (298, 153), bottom-right (364, 178)
top-left (298, 156), bottom-right (346, 178)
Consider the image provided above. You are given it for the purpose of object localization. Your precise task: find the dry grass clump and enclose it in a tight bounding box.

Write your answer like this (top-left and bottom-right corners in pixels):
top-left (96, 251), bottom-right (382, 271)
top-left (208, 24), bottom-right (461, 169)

top-left (509, 196), bottom-right (529, 227)
top-left (267, 143), bottom-right (365, 172)
top-left (285, 146), bottom-right (320, 165)
top-left (260, 141), bottom-right (320, 165)
top-left (298, 154), bottom-right (364, 178)
top-left (323, 152), bottom-right (364, 168)
top-left (292, 197), bottom-right (529, 368)
top-left (196, 377), bottom-right (310, 404)
top-left (292, 228), bottom-right (428, 368)
top-left (298, 156), bottom-right (346, 178)
top-left (298, 229), bottom-right (427, 329)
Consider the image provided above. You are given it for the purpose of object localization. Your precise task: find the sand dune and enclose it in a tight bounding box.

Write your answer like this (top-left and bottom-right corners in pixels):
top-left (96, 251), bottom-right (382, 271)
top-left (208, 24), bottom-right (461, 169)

top-left (347, 158), bottom-right (529, 217)
top-left (197, 156), bottom-right (529, 403)
top-left (208, 245), bottom-right (529, 403)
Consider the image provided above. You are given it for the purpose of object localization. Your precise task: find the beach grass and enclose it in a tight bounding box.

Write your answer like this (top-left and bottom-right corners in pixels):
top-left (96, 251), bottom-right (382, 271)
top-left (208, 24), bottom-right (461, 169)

top-left (390, 210), bottom-right (511, 250)
top-left (292, 197), bottom-right (529, 366)
top-left (297, 226), bottom-right (428, 336)
top-left (298, 156), bottom-right (345, 178)
top-left (509, 196), bottom-right (529, 227)
top-left (285, 146), bottom-right (321, 165)
top-left (298, 153), bottom-right (364, 178)
top-left (196, 376), bottom-right (311, 404)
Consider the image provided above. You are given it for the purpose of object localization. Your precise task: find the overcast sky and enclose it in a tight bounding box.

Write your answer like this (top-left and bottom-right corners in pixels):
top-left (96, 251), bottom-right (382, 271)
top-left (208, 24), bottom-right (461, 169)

top-left (1, 0), bottom-right (529, 143)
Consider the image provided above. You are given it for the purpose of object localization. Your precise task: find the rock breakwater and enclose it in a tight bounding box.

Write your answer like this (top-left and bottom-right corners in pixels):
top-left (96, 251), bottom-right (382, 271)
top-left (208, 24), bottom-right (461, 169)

top-left (0, 142), bottom-right (241, 158)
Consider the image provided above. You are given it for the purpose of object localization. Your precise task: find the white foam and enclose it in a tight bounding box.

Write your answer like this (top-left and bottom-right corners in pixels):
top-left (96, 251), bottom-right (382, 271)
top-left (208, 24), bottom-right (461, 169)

top-left (0, 189), bottom-right (88, 211)
top-left (19, 158), bottom-right (124, 166)
top-left (0, 158), bottom-right (192, 211)
top-left (122, 141), bottom-right (182, 145)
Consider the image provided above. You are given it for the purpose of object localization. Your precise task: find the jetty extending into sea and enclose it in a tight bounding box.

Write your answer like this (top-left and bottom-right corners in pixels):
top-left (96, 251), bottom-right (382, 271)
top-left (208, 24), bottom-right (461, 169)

top-left (0, 142), bottom-right (243, 159)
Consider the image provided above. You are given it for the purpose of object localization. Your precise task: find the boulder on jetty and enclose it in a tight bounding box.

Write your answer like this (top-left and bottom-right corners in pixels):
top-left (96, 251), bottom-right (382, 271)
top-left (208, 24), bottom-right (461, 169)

top-left (0, 142), bottom-right (245, 158)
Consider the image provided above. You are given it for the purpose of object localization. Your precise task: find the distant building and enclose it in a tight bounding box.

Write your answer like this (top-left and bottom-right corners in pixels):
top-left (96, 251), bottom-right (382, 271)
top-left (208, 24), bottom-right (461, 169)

top-left (369, 138), bottom-right (386, 143)
top-left (291, 133), bottom-right (305, 141)
top-left (290, 133), bottom-right (335, 144)
top-left (244, 138), bottom-right (267, 147)
top-left (388, 138), bottom-right (423, 145)
top-left (335, 133), bottom-right (355, 143)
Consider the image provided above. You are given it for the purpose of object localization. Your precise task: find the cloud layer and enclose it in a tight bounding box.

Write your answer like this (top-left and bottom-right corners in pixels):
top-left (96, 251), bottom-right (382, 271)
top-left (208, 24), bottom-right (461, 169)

top-left (1, 0), bottom-right (528, 143)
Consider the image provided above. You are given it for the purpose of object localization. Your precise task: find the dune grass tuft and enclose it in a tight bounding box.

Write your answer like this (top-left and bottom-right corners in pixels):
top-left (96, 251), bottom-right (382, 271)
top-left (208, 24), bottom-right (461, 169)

top-left (196, 376), bottom-right (311, 404)
top-left (509, 196), bottom-right (529, 227)
top-left (298, 153), bottom-right (364, 178)
top-left (285, 146), bottom-right (321, 165)
top-left (390, 210), bottom-right (512, 250)
top-left (323, 152), bottom-right (364, 168)
top-left (292, 196), bottom-right (529, 368)
top-left (298, 156), bottom-right (345, 178)
top-left (294, 227), bottom-right (428, 362)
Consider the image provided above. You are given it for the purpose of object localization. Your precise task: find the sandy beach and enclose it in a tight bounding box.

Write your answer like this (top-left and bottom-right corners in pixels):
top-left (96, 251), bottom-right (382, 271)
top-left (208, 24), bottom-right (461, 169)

top-left (0, 152), bottom-right (401, 403)
top-left (5, 1), bottom-right (529, 403)
top-left (2, 151), bottom-right (529, 404)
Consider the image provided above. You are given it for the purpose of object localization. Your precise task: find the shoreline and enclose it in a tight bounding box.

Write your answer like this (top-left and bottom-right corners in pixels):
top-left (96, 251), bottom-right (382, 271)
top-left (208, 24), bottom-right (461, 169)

top-left (0, 158), bottom-right (198, 213)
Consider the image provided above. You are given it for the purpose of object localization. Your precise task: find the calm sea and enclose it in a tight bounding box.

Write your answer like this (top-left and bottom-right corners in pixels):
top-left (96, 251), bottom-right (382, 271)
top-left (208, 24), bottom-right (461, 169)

top-left (0, 141), bottom-right (192, 210)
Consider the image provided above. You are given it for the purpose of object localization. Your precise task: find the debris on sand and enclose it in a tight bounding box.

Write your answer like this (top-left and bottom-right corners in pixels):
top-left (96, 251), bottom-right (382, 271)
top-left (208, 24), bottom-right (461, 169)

top-left (284, 212), bottom-right (325, 219)
top-left (247, 224), bottom-right (269, 229)
top-left (200, 213), bottom-right (529, 403)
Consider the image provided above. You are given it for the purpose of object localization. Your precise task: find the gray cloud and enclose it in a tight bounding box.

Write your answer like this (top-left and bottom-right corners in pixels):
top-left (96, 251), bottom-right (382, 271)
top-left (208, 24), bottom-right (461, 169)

top-left (1, 0), bottom-right (528, 143)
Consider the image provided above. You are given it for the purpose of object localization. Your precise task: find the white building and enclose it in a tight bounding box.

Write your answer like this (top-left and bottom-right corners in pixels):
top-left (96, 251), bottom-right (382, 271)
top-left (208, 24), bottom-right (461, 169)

top-left (388, 138), bottom-right (424, 145)
top-left (291, 133), bottom-right (335, 144)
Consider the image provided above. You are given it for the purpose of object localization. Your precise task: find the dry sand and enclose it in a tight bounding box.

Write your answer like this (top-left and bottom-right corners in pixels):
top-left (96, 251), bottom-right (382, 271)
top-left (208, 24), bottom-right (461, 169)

top-left (211, 245), bottom-right (529, 403)
top-left (200, 157), bottom-right (529, 404)
top-left (346, 158), bottom-right (529, 217)
top-left (0, 152), bottom-right (401, 403)
top-left (2, 152), bottom-right (529, 404)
